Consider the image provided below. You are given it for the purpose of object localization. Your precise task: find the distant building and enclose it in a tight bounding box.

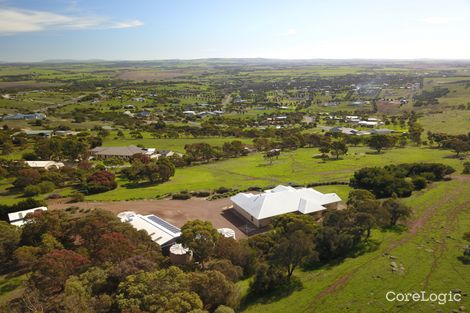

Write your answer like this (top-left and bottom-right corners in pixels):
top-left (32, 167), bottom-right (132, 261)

top-left (231, 185), bottom-right (341, 227)
top-left (23, 130), bottom-right (54, 138)
top-left (25, 161), bottom-right (64, 170)
top-left (118, 211), bottom-right (181, 247)
top-left (91, 145), bottom-right (146, 159)
top-left (2, 113), bottom-right (46, 121)
top-left (8, 207), bottom-right (48, 227)
top-left (329, 126), bottom-right (358, 135)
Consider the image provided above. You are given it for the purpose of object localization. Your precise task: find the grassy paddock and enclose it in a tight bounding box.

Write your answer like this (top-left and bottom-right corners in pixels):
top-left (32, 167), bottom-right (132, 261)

top-left (240, 178), bottom-right (470, 312)
top-left (87, 146), bottom-right (464, 201)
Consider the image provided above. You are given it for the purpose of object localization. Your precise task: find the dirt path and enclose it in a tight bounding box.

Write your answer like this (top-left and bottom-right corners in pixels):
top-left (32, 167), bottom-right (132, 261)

top-left (48, 197), bottom-right (249, 239)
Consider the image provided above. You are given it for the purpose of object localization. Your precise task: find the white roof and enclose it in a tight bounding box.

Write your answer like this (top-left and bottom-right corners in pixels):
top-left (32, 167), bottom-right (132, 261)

top-left (118, 212), bottom-right (181, 246)
top-left (358, 121), bottom-right (378, 126)
top-left (25, 161), bottom-right (64, 169)
top-left (8, 207), bottom-right (48, 226)
top-left (231, 185), bottom-right (341, 220)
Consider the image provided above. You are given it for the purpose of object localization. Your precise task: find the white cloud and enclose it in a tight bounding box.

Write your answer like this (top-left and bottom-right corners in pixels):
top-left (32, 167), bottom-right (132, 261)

top-left (110, 20), bottom-right (144, 29)
top-left (276, 28), bottom-right (298, 37)
top-left (0, 7), bottom-right (143, 34)
top-left (420, 16), bottom-right (463, 24)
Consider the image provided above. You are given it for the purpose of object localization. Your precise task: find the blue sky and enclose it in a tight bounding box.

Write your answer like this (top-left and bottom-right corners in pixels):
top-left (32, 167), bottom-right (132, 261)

top-left (0, 0), bottom-right (469, 61)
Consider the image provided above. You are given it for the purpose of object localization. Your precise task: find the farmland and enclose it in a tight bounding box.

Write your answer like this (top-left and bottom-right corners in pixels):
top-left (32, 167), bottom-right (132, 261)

top-left (0, 59), bottom-right (469, 313)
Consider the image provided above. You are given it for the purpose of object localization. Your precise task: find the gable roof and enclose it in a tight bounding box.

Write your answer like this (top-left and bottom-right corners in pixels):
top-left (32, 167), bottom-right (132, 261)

top-left (91, 145), bottom-right (145, 157)
top-left (231, 185), bottom-right (341, 220)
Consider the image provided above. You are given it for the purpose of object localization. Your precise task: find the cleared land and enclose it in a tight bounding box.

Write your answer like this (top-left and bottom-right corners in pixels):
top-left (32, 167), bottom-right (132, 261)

top-left (86, 146), bottom-right (465, 201)
top-left (48, 197), bottom-right (250, 239)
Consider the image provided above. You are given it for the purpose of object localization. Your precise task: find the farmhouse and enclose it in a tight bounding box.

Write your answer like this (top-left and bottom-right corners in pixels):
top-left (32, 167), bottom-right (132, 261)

top-left (25, 161), bottom-right (65, 170)
top-left (90, 145), bottom-right (147, 159)
top-left (8, 207), bottom-right (48, 227)
top-left (329, 126), bottom-right (358, 135)
top-left (118, 212), bottom-right (181, 247)
top-left (230, 185), bottom-right (341, 227)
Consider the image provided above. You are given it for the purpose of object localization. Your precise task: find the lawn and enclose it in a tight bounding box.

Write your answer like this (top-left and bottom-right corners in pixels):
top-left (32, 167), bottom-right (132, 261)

top-left (87, 146), bottom-right (465, 201)
top-left (239, 178), bottom-right (470, 312)
top-left (102, 134), bottom-right (253, 153)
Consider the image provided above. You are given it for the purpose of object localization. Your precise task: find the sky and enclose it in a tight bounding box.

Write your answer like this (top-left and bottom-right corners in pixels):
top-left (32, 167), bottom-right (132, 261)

top-left (0, 0), bottom-right (470, 62)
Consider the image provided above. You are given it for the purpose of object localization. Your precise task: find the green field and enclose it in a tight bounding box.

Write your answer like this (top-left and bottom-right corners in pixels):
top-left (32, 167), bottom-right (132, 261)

top-left (240, 177), bottom-right (470, 312)
top-left (87, 146), bottom-right (465, 201)
top-left (421, 110), bottom-right (470, 135)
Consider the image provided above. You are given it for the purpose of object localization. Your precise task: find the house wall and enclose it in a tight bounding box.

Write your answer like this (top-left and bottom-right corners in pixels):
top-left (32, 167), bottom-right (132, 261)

top-left (232, 203), bottom-right (261, 227)
top-left (324, 201), bottom-right (340, 210)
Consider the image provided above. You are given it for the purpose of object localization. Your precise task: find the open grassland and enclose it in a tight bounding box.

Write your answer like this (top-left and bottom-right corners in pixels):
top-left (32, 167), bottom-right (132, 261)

top-left (102, 134), bottom-right (253, 152)
top-left (420, 110), bottom-right (470, 135)
top-left (240, 177), bottom-right (470, 312)
top-left (87, 146), bottom-right (465, 201)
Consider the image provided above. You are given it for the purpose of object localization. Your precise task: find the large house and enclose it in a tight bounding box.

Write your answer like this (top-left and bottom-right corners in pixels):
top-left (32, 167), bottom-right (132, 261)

top-left (118, 212), bottom-right (181, 247)
top-left (90, 145), bottom-right (147, 159)
top-left (230, 185), bottom-right (341, 227)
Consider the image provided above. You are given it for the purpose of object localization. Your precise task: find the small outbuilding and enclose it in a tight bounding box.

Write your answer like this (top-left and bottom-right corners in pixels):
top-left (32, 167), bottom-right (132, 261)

top-left (8, 207), bottom-right (48, 226)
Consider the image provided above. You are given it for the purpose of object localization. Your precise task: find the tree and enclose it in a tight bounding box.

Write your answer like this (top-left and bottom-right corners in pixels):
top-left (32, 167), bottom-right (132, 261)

top-left (96, 232), bottom-right (135, 263)
top-left (13, 168), bottom-right (41, 189)
top-left (31, 249), bottom-right (90, 295)
top-left (329, 141), bottom-right (348, 159)
top-left (122, 157), bottom-right (175, 184)
top-left (85, 170), bottom-right (117, 194)
top-left (189, 270), bottom-right (239, 311)
top-left (63, 276), bottom-right (93, 313)
top-left (0, 221), bottom-right (21, 269)
top-left (185, 143), bottom-right (218, 163)
top-left (14, 246), bottom-right (41, 271)
top-left (319, 142), bottom-right (331, 156)
top-left (117, 267), bottom-right (203, 313)
top-left (354, 212), bottom-right (375, 238)
top-left (206, 259), bottom-right (243, 282)
top-left (442, 138), bottom-right (469, 156)
top-left (382, 196), bottom-right (412, 226)
top-left (249, 263), bottom-right (287, 295)
top-left (271, 230), bottom-right (316, 279)
top-left (368, 135), bottom-right (394, 153)
top-left (408, 122), bottom-right (424, 145)
top-left (180, 220), bottom-right (220, 268)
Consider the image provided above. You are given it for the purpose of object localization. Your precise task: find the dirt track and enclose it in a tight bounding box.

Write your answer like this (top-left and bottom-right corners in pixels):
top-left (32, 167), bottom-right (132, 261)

top-left (48, 197), bottom-right (249, 239)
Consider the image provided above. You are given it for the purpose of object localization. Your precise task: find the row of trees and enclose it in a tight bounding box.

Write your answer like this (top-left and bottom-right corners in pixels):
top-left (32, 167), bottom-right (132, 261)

top-left (350, 163), bottom-right (455, 198)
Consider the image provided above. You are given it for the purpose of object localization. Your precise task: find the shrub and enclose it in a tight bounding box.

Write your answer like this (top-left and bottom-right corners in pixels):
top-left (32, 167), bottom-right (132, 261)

top-left (191, 191), bottom-right (211, 197)
top-left (38, 181), bottom-right (55, 194)
top-left (86, 170), bottom-right (117, 194)
top-left (172, 193), bottom-right (191, 200)
top-left (47, 193), bottom-right (62, 200)
top-left (69, 192), bottom-right (85, 203)
top-left (24, 185), bottom-right (41, 196)
top-left (412, 176), bottom-right (427, 190)
top-left (215, 187), bottom-right (231, 194)
top-left (463, 162), bottom-right (470, 174)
